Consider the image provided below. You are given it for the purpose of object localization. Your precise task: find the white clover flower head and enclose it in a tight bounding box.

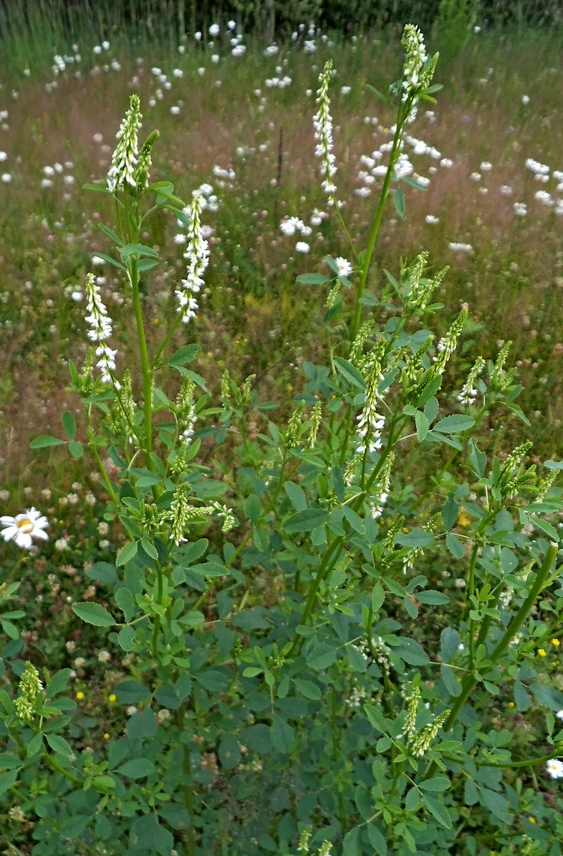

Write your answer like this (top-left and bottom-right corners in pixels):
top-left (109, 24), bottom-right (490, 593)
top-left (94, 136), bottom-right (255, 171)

top-left (448, 242), bottom-right (473, 253)
top-left (1, 508), bottom-right (49, 549)
top-left (107, 94), bottom-right (142, 192)
top-left (395, 155), bottom-right (414, 178)
top-left (280, 216), bottom-right (305, 236)
top-left (209, 23), bottom-right (220, 37)
top-left (525, 157), bottom-right (549, 176)
top-left (535, 189), bottom-right (554, 206)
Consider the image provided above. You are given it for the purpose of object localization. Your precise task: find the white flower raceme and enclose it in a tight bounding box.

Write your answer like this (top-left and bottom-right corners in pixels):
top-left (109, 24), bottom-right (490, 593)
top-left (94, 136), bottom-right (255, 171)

top-left (107, 94), bottom-right (142, 192)
top-left (313, 60), bottom-right (337, 201)
top-left (175, 192), bottom-right (209, 324)
top-left (1, 508), bottom-right (49, 549)
top-left (399, 24), bottom-right (438, 111)
top-left (84, 273), bottom-right (117, 383)
top-left (356, 361), bottom-right (385, 455)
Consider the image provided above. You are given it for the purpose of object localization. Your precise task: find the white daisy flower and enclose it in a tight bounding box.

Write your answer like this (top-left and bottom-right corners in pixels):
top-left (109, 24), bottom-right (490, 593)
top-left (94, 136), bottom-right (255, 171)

top-left (1, 508), bottom-right (49, 549)
top-left (335, 257), bottom-right (352, 277)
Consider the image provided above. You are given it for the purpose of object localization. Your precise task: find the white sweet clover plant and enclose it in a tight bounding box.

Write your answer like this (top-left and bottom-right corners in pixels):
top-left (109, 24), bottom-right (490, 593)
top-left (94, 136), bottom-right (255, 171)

top-left (0, 24), bottom-right (562, 856)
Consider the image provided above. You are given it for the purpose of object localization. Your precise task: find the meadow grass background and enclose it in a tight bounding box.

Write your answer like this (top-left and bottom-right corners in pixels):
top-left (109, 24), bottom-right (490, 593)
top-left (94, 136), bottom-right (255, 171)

top-left (1, 19), bottom-right (563, 508)
top-left (0, 5), bottom-right (563, 853)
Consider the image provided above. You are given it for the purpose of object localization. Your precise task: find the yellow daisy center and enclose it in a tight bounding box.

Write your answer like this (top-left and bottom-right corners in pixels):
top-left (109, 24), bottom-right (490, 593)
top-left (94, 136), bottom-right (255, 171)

top-left (16, 518), bottom-right (34, 532)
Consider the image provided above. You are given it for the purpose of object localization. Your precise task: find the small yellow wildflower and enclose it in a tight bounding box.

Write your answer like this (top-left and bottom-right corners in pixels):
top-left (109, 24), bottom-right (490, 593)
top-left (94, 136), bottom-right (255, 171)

top-left (103, 733), bottom-right (110, 740)
top-left (538, 649), bottom-right (547, 657)
top-left (552, 638), bottom-right (560, 647)
top-left (76, 691), bottom-right (85, 701)
top-left (457, 510), bottom-right (472, 528)
top-left (528, 817), bottom-right (536, 824)
top-left (508, 701), bottom-right (514, 708)
top-left (108, 694), bottom-right (117, 703)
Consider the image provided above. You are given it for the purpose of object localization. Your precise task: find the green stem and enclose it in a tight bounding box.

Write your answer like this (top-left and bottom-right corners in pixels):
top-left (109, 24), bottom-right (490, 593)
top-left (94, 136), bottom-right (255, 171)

top-left (153, 312), bottom-right (183, 366)
top-left (470, 746), bottom-right (563, 768)
top-left (86, 406), bottom-right (119, 504)
top-left (0, 554), bottom-right (24, 592)
top-left (350, 100), bottom-right (411, 343)
top-left (44, 751), bottom-right (84, 785)
top-left (176, 709), bottom-right (195, 856)
top-left (130, 256), bottom-right (154, 470)
top-left (152, 565), bottom-right (164, 659)
top-left (424, 543), bottom-right (559, 780)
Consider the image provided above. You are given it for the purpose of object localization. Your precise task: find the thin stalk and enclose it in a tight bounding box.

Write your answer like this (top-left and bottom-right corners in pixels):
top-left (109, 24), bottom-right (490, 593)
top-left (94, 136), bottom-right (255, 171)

top-left (44, 751), bottom-right (84, 785)
top-left (151, 564), bottom-right (164, 659)
top-left (86, 406), bottom-right (119, 504)
top-left (130, 256), bottom-right (154, 469)
top-left (424, 543), bottom-right (559, 780)
top-left (350, 99), bottom-right (412, 343)
top-left (470, 748), bottom-right (563, 768)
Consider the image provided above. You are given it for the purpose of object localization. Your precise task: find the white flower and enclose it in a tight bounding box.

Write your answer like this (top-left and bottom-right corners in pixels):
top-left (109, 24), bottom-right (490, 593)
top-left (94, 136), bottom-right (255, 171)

top-left (535, 189), bottom-right (554, 206)
top-left (175, 192), bottom-right (209, 324)
top-left (314, 60), bottom-right (337, 201)
top-left (295, 241), bottom-right (310, 253)
top-left (335, 257), bottom-right (352, 277)
top-left (209, 23), bottom-right (220, 37)
top-left (107, 94), bottom-right (142, 192)
top-left (546, 758), bottom-right (563, 779)
top-left (525, 157), bottom-right (549, 176)
top-left (513, 202), bottom-right (527, 216)
top-left (425, 214), bottom-right (439, 224)
top-left (395, 155), bottom-right (413, 178)
top-left (84, 273), bottom-right (117, 383)
top-left (556, 710), bottom-right (563, 721)
top-left (280, 216), bottom-right (304, 236)
top-left (1, 508), bottom-right (49, 549)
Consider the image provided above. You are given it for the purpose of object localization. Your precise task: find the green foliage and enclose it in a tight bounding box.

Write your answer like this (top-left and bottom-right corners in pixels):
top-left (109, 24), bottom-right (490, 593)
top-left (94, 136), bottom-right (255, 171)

top-left (1, 23), bottom-right (563, 856)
